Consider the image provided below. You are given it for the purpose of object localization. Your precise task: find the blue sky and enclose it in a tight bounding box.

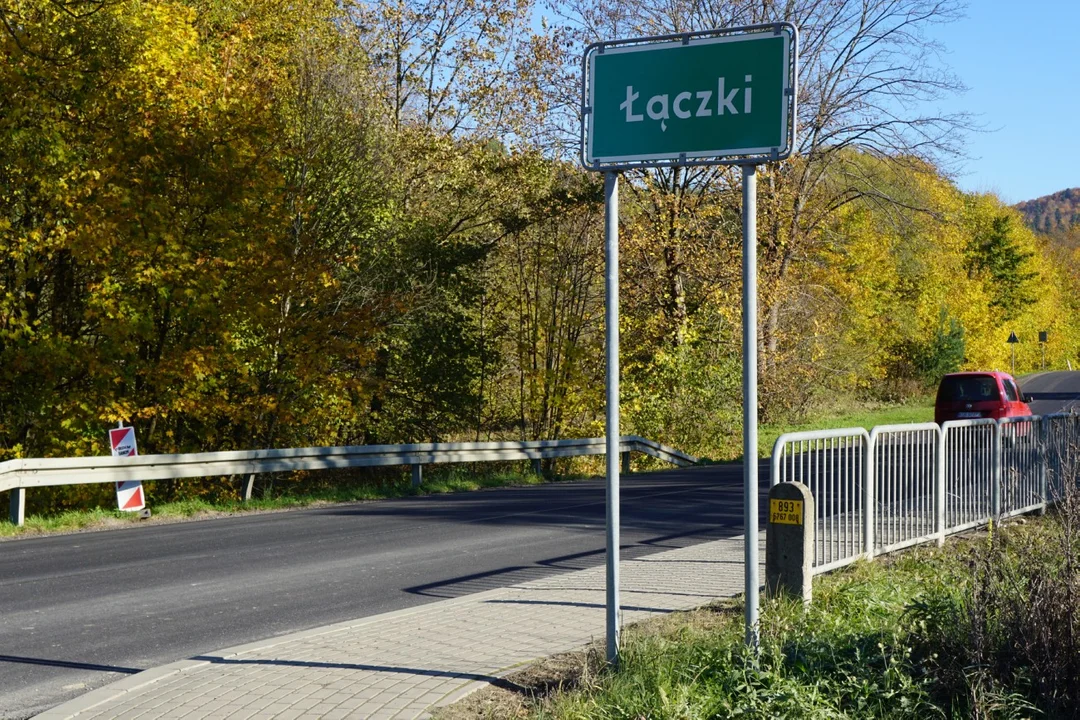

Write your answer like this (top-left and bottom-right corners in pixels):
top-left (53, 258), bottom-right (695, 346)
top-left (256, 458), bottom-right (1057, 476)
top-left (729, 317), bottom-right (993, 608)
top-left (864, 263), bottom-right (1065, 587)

top-left (929, 1), bottom-right (1080, 203)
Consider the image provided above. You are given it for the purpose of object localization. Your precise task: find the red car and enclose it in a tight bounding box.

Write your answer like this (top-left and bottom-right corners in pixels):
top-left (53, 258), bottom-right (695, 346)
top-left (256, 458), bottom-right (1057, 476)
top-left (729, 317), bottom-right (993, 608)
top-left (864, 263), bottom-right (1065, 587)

top-left (934, 371), bottom-right (1033, 424)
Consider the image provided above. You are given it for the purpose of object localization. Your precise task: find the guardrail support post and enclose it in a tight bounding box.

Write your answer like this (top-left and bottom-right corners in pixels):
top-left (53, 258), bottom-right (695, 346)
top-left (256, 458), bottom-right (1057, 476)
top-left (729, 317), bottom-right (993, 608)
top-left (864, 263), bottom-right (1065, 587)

top-left (935, 428), bottom-right (946, 546)
top-left (531, 458), bottom-right (542, 476)
top-left (411, 464), bottom-right (423, 488)
top-left (242, 473), bottom-right (256, 502)
top-left (9, 488), bottom-right (25, 526)
top-left (766, 481), bottom-right (814, 604)
top-left (621, 451), bottom-right (631, 476)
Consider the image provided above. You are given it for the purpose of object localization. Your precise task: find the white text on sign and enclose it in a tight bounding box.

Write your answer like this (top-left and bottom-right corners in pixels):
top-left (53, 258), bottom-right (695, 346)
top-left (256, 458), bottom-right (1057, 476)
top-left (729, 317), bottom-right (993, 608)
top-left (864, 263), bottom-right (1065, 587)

top-left (619, 76), bottom-right (753, 132)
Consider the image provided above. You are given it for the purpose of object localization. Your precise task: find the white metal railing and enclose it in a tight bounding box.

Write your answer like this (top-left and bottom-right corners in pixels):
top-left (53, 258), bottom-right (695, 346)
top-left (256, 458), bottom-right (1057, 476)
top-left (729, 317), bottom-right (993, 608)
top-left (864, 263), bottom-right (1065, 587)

top-left (999, 417), bottom-right (1044, 518)
top-left (942, 418), bottom-right (996, 534)
top-left (1046, 414), bottom-right (1079, 500)
top-left (2, 435), bottom-right (697, 526)
top-left (770, 428), bottom-right (870, 574)
top-left (772, 414), bottom-right (1080, 573)
top-left (871, 423), bottom-right (941, 557)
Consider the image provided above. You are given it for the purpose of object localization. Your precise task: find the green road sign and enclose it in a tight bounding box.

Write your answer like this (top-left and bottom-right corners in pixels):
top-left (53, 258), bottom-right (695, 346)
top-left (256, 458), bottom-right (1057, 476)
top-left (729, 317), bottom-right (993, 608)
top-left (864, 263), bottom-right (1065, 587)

top-left (582, 25), bottom-right (796, 169)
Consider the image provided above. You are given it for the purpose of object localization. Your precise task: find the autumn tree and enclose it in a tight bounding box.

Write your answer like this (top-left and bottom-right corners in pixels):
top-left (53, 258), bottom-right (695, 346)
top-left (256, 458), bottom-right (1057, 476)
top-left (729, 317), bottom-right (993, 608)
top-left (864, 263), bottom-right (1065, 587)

top-left (480, 164), bottom-right (606, 441)
top-left (0, 0), bottom-right (283, 456)
top-left (350, 0), bottom-right (535, 134)
top-left (0, 0), bottom-right (398, 459)
top-left (522, 0), bottom-right (972, 417)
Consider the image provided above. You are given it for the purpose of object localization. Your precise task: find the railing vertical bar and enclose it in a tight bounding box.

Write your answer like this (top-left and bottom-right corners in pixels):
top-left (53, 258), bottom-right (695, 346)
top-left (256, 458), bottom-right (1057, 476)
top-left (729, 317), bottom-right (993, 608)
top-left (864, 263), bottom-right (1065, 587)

top-left (896, 433), bottom-right (901, 544)
top-left (887, 434), bottom-right (893, 547)
top-left (879, 436), bottom-right (885, 550)
top-left (865, 431), bottom-right (875, 559)
top-left (947, 427), bottom-right (954, 528)
top-left (968, 426), bottom-right (973, 524)
top-left (917, 430), bottom-right (923, 539)
top-left (908, 431), bottom-right (913, 542)
top-left (845, 436), bottom-right (852, 559)
top-left (913, 430), bottom-right (919, 539)
top-left (901, 432), bottom-right (906, 542)
top-left (919, 429), bottom-right (925, 539)
top-left (922, 429), bottom-right (928, 537)
top-left (829, 436), bottom-right (835, 565)
top-left (825, 437), bottom-right (831, 565)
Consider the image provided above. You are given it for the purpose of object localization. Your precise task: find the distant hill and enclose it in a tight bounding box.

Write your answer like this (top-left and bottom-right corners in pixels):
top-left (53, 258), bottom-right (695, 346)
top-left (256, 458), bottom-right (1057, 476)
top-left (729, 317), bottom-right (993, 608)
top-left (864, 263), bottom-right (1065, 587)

top-left (1015, 187), bottom-right (1080, 236)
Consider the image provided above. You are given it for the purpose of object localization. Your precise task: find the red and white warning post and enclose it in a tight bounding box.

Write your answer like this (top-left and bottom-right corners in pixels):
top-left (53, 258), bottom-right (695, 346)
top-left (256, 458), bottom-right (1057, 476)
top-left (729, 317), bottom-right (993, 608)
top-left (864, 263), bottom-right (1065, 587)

top-left (108, 425), bottom-right (146, 512)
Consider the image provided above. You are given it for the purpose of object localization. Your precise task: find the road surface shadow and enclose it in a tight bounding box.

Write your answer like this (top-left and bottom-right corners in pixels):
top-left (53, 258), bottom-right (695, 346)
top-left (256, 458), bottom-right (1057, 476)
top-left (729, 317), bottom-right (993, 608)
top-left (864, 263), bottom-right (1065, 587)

top-left (402, 526), bottom-right (746, 598)
top-left (0, 654), bottom-right (142, 674)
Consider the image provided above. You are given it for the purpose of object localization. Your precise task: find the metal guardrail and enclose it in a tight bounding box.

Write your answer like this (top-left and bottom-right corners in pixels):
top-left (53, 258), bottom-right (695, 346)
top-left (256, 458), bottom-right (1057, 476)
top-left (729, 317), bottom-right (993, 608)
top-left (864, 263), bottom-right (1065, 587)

top-left (772, 414), bottom-right (1080, 573)
top-left (2, 435), bottom-right (697, 525)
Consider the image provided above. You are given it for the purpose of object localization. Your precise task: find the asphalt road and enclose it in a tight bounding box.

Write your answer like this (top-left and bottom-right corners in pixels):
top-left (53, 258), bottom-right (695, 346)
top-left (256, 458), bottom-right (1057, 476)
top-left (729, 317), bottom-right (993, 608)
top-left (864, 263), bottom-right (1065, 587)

top-left (0, 463), bottom-right (766, 719)
top-left (1018, 370), bottom-right (1080, 415)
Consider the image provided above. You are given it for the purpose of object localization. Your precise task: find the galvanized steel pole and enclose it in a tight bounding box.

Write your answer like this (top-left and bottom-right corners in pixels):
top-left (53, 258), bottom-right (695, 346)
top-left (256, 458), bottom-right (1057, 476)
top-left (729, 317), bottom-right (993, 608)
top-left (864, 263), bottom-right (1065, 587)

top-left (604, 171), bottom-right (621, 664)
top-left (742, 164), bottom-right (760, 650)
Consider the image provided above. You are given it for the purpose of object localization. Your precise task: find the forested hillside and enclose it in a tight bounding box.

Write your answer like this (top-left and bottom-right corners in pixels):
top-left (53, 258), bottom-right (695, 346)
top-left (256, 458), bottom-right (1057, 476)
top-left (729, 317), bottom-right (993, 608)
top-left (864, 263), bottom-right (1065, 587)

top-left (1015, 189), bottom-right (1080, 320)
top-left (1017, 188), bottom-right (1080, 236)
top-left (2, 0), bottom-right (1078, 465)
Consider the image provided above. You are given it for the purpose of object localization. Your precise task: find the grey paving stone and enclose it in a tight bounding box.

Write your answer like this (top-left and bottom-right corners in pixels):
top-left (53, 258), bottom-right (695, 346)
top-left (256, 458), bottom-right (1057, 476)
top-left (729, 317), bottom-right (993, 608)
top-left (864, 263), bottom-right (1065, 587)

top-left (37, 533), bottom-right (763, 720)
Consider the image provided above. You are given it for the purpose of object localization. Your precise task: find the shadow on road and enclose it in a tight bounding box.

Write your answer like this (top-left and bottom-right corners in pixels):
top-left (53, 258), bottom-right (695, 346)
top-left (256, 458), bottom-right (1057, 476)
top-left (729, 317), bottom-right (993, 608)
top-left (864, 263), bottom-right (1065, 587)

top-left (400, 522), bottom-right (759, 599)
top-left (0, 655), bottom-right (142, 675)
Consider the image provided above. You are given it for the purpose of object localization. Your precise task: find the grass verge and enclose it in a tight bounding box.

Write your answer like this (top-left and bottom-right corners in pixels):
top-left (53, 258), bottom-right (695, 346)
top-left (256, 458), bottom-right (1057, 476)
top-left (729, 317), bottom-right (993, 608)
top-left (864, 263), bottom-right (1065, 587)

top-left (437, 547), bottom-right (965, 720)
top-left (758, 396), bottom-right (934, 457)
top-left (438, 508), bottom-right (1080, 720)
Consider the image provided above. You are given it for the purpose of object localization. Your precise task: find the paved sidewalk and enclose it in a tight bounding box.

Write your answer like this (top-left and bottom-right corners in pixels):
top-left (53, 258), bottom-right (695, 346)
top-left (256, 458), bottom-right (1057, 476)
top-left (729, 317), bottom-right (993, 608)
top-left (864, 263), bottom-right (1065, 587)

top-left (38, 534), bottom-right (762, 720)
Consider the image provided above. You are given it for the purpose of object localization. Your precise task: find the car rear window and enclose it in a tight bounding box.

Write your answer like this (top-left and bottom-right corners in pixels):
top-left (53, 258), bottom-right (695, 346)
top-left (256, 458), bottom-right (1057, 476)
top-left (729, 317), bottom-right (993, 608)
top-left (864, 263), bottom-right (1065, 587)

top-left (1003, 379), bottom-right (1019, 402)
top-left (938, 375), bottom-right (1000, 403)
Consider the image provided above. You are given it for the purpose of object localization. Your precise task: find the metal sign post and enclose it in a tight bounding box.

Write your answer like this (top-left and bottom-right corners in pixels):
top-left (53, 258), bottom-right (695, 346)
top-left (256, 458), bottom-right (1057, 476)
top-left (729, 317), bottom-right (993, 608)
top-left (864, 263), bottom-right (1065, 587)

top-left (604, 171), bottom-right (621, 663)
top-left (581, 23), bottom-right (797, 661)
top-left (741, 164), bottom-right (759, 648)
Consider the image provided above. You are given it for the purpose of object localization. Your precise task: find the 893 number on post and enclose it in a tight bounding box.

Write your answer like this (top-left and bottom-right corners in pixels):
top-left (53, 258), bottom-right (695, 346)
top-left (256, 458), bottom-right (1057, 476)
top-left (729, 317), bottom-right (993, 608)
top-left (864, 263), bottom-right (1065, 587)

top-left (769, 498), bottom-right (803, 525)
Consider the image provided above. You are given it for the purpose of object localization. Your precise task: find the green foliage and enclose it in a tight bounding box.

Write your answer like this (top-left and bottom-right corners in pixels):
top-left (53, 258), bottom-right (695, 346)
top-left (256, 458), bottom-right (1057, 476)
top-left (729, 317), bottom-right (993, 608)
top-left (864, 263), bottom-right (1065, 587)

top-left (623, 336), bottom-right (742, 460)
top-left (965, 211), bottom-right (1039, 320)
top-left (897, 309), bottom-right (966, 386)
top-left (908, 481), bottom-right (1080, 717)
top-left (0, 0), bottom-right (393, 459)
top-left (525, 526), bottom-right (1080, 719)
